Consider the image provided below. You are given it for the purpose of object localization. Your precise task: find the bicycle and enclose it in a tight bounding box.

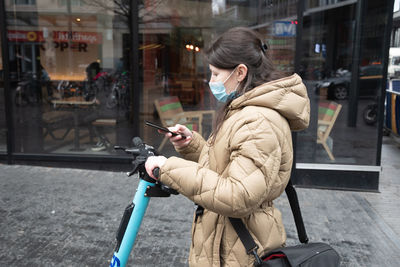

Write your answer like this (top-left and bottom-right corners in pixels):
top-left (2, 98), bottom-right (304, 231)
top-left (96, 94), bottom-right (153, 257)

top-left (106, 71), bottom-right (130, 109)
top-left (15, 72), bottom-right (40, 106)
top-left (56, 80), bottom-right (83, 98)
top-left (109, 137), bottom-right (178, 267)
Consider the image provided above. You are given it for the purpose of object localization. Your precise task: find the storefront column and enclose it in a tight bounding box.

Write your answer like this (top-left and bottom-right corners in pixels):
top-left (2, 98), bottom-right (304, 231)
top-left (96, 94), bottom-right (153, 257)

top-left (292, 0), bottom-right (305, 179)
top-left (376, 0), bottom-right (395, 165)
top-left (347, 0), bottom-right (364, 127)
top-left (130, 0), bottom-right (140, 137)
top-left (0, 0), bottom-right (14, 164)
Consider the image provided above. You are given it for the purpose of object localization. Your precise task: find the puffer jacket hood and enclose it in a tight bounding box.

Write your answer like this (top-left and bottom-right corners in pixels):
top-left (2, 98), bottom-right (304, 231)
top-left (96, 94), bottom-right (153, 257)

top-left (229, 73), bottom-right (310, 131)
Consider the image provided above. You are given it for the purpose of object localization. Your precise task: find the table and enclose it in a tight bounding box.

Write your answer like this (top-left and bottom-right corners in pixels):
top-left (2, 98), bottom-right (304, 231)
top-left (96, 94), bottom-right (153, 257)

top-left (51, 96), bottom-right (98, 151)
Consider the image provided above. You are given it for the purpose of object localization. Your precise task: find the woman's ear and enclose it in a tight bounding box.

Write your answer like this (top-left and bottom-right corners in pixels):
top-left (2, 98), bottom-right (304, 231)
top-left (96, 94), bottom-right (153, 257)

top-left (236, 64), bottom-right (248, 82)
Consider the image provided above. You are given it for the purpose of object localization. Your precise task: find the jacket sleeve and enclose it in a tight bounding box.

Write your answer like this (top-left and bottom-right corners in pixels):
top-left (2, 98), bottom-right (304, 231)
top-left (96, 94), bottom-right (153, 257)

top-left (159, 114), bottom-right (290, 218)
top-left (175, 131), bottom-right (206, 162)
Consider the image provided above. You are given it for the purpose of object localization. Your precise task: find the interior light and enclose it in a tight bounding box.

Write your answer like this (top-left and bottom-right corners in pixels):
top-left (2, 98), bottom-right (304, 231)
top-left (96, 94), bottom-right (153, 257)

top-left (189, 45), bottom-right (194, 50)
top-left (76, 18), bottom-right (81, 22)
top-left (195, 47), bottom-right (200, 52)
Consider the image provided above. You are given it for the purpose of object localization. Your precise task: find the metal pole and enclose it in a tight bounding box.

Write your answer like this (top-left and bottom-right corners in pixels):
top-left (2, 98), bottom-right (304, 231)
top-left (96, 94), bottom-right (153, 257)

top-left (130, 0), bottom-right (140, 137)
top-left (0, 0), bottom-right (14, 164)
top-left (376, 0), bottom-right (395, 166)
top-left (292, 0), bottom-right (305, 184)
top-left (348, 0), bottom-right (364, 127)
top-left (294, 0), bottom-right (304, 75)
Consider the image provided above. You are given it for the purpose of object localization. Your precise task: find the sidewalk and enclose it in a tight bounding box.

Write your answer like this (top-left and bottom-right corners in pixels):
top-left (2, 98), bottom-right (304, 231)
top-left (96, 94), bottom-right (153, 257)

top-left (0, 136), bottom-right (399, 266)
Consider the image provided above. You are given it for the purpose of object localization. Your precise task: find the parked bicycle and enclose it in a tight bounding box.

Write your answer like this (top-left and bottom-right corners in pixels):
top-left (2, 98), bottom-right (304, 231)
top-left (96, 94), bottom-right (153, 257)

top-left (15, 72), bottom-right (41, 106)
top-left (56, 80), bottom-right (83, 98)
top-left (106, 71), bottom-right (130, 109)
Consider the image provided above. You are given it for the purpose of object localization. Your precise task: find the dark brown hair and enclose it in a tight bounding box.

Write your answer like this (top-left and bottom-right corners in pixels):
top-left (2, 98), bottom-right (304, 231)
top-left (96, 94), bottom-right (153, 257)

top-left (205, 27), bottom-right (284, 144)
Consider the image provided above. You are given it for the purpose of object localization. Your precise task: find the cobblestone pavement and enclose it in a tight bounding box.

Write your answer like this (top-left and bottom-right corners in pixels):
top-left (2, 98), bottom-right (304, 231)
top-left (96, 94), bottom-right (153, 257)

top-left (0, 136), bottom-right (399, 266)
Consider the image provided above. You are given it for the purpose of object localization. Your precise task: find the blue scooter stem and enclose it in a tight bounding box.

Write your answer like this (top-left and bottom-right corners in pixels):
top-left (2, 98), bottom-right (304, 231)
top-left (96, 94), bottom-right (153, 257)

top-left (110, 179), bottom-right (155, 267)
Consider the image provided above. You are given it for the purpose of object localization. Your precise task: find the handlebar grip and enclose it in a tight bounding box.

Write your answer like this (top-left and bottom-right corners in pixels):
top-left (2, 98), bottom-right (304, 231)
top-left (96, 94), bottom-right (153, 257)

top-left (153, 167), bottom-right (160, 179)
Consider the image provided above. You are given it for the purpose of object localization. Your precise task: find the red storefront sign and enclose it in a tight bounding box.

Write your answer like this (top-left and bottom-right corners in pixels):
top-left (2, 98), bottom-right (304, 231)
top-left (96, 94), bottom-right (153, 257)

top-left (7, 30), bottom-right (44, 42)
top-left (7, 30), bottom-right (102, 44)
top-left (53, 31), bottom-right (102, 44)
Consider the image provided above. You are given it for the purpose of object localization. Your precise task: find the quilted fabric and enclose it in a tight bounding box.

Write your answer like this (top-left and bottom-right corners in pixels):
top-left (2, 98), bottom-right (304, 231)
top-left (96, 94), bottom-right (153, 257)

top-left (160, 74), bottom-right (310, 266)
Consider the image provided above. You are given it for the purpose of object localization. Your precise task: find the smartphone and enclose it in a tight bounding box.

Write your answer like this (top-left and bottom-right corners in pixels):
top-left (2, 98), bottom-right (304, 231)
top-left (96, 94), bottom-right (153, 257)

top-left (145, 120), bottom-right (186, 139)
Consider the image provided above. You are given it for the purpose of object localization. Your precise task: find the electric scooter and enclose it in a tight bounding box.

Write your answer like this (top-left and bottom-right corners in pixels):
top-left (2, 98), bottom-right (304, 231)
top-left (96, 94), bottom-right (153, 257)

top-left (109, 137), bottom-right (178, 267)
top-left (108, 137), bottom-right (311, 267)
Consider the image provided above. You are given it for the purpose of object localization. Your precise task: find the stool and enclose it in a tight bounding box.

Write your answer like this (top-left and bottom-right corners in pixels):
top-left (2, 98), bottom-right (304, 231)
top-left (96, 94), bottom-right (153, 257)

top-left (92, 119), bottom-right (117, 127)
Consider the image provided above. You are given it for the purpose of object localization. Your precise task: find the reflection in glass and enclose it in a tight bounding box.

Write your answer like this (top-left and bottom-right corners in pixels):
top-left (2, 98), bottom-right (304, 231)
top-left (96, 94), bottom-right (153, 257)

top-left (4, 0), bottom-right (302, 157)
top-left (6, 0), bottom-right (131, 154)
top-left (297, 0), bottom-right (389, 166)
top-left (141, 0), bottom-right (298, 156)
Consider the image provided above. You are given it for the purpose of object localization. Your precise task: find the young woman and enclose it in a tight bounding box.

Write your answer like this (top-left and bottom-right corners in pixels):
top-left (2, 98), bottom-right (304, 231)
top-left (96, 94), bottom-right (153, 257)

top-left (145, 27), bottom-right (310, 266)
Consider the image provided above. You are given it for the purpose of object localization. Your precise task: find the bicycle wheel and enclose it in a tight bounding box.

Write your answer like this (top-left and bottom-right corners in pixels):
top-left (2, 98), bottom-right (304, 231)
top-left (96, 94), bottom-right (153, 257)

top-left (15, 87), bottom-right (28, 106)
top-left (106, 90), bottom-right (118, 109)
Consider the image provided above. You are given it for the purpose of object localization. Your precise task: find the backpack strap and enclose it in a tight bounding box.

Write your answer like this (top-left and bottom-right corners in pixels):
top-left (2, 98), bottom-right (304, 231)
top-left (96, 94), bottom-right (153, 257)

top-left (228, 179), bottom-right (309, 265)
top-left (228, 217), bottom-right (263, 266)
top-left (285, 179), bottom-right (309, 244)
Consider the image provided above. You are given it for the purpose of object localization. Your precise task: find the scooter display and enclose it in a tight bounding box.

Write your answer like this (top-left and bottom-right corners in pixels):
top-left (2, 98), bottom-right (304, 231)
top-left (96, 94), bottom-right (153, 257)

top-left (109, 137), bottom-right (178, 267)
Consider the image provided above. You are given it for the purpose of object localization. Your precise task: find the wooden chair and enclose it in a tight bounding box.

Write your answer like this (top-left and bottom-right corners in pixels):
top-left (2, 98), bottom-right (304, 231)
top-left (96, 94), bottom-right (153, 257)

top-left (154, 96), bottom-right (215, 151)
top-left (317, 101), bottom-right (342, 161)
top-left (42, 110), bottom-right (74, 141)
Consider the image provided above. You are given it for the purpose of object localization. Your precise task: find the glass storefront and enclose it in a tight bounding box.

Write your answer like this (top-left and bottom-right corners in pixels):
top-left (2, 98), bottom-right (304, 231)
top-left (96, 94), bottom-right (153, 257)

top-left (3, 0), bottom-right (300, 156)
top-left (0, 0), bottom-right (395, 190)
top-left (5, 0), bottom-right (133, 154)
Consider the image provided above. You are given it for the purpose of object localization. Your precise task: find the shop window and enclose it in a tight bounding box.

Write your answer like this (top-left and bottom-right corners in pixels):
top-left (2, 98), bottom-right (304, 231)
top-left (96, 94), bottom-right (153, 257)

top-left (13, 0), bottom-right (36, 5)
top-left (5, 1), bottom-right (130, 155)
top-left (58, 0), bottom-right (85, 7)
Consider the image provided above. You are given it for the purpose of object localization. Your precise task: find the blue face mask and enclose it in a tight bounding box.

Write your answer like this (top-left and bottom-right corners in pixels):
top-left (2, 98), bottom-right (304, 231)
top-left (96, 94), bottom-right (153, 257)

top-left (209, 68), bottom-right (239, 103)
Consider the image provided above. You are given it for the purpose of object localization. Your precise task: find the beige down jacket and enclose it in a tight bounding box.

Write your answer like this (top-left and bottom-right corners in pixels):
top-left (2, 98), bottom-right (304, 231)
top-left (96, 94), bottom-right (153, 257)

top-left (159, 74), bottom-right (310, 266)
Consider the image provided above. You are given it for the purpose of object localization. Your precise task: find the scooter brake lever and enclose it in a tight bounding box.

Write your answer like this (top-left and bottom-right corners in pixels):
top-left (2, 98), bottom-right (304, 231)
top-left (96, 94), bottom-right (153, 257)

top-left (159, 183), bottom-right (179, 195)
top-left (127, 161), bottom-right (140, 177)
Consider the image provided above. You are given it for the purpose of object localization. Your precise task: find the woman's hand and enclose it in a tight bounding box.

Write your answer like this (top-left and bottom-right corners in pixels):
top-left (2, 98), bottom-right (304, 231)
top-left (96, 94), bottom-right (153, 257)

top-left (145, 156), bottom-right (167, 179)
top-left (159, 124), bottom-right (193, 149)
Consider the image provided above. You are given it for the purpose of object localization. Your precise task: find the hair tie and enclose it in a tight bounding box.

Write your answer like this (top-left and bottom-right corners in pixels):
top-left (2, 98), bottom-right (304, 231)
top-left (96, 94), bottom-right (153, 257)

top-left (261, 43), bottom-right (268, 53)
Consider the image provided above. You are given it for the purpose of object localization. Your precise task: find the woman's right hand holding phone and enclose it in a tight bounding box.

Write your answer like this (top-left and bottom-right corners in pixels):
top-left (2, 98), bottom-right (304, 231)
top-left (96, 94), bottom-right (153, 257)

top-left (160, 124), bottom-right (192, 149)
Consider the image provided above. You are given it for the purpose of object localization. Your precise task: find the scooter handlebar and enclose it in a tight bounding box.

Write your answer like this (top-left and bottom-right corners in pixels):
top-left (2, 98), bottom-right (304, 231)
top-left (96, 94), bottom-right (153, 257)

top-left (152, 167), bottom-right (178, 195)
top-left (152, 167), bottom-right (160, 179)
